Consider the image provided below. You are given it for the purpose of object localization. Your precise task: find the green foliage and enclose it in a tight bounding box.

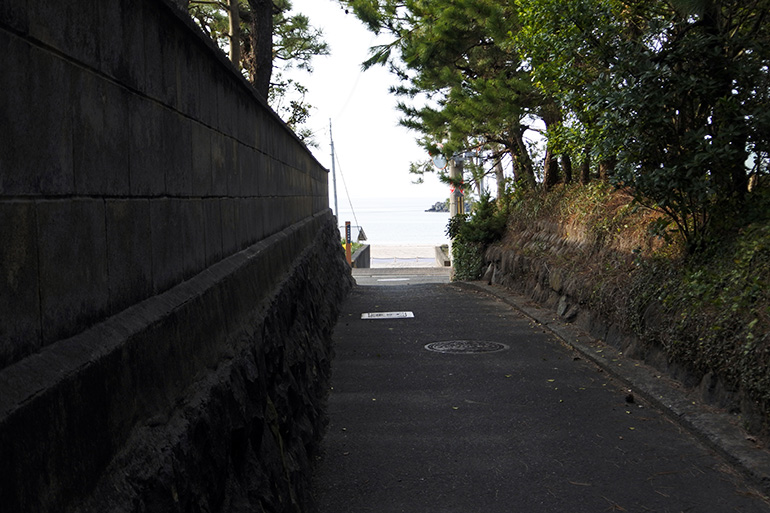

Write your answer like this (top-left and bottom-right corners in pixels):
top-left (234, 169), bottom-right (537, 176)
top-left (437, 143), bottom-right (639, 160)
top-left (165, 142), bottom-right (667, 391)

top-left (505, 180), bottom-right (770, 427)
top-left (449, 235), bottom-right (485, 281)
top-left (343, 0), bottom-right (770, 254)
top-left (342, 0), bottom-right (539, 188)
top-left (597, 1), bottom-right (770, 251)
top-left (508, 180), bottom-right (601, 222)
top-left (189, 1), bottom-right (231, 46)
top-left (623, 187), bottom-right (770, 425)
top-left (269, 3), bottom-right (329, 144)
top-left (447, 192), bottom-right (507, 280)
top-left (188, 0), bottom-right (328, 145)
top-left (630, 219), bottom-right (770, 409)
top-left (341, 239), bottom-right (363, 254)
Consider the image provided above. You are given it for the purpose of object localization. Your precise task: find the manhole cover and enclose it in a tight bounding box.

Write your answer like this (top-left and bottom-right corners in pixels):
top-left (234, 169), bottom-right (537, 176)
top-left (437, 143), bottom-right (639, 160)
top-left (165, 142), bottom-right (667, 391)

top-left (424, 340), bottom-right (508, 354)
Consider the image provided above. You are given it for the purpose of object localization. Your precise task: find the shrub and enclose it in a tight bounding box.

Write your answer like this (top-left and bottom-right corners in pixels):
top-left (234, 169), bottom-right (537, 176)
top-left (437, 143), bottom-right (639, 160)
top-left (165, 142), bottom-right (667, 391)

top-left (447, 192), bottom-right (507, 280)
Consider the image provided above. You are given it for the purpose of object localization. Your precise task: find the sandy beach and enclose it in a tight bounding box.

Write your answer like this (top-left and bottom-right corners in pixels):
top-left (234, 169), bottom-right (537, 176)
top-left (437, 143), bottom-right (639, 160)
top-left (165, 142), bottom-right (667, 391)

top-left (369, 244), bottom-right (447, 268)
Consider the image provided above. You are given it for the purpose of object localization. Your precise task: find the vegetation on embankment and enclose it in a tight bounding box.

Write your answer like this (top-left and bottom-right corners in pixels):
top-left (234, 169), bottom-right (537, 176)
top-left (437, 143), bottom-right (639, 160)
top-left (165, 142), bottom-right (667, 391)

top-left (341, 239), bottom-right (364, 254)
top-left (340, 0), bottom-right (770, 435)
top-left (481, 182), bottom-right (770, 436)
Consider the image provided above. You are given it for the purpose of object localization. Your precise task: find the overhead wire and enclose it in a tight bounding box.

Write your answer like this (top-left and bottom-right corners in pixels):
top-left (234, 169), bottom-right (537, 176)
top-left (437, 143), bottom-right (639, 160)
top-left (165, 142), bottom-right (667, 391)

top-left (332, 33), bottom-right (379, 122)
top-left (332, 147), bottom-right (361, 231)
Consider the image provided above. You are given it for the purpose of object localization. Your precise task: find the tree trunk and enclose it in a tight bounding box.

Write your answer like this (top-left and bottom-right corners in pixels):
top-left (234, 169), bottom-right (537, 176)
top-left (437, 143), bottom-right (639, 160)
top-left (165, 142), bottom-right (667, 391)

top-left (543, 150), bottom-right (559, 190)
top-left (580, 146), bottom-right (591, 185)
top-left (511, 128), bottom-right (536, 188)
top-left (702, 3), bottom-right (749, 204)
top-left (495, 159), bottom-right (505, 201)
top-left (229, 0), bottom-right (241, 66)
top-left (248, 0), bottom-right (273, 98)
top-left (560, 154), bottom-right (572, 185)
top-left (599, 157), bottom-right (616, 181)
top-left (541, 103), bottom-right (562, 190)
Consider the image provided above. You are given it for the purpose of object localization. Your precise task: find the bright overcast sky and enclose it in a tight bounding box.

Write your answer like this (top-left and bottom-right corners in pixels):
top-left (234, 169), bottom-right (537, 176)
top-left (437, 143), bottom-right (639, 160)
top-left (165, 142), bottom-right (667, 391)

top-left (284, 0), bottom-right (449, 202)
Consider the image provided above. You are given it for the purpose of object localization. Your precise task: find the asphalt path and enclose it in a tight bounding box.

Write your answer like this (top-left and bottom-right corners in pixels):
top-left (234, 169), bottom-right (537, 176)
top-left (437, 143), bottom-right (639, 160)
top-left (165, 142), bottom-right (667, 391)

top-left (313, 281), bottom-right (770, 513)
top-left (352, 268), bottom-right (451, 286)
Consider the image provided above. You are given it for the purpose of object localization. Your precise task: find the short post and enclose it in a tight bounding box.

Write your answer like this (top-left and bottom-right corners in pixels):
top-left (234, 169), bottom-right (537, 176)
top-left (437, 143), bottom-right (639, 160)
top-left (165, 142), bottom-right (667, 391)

top-left (345, 221), bottom-right (352, 266)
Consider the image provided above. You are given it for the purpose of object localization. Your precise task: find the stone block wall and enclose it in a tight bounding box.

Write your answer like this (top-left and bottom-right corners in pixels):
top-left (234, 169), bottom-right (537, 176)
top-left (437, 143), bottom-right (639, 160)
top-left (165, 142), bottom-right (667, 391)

top-left (1, 213), bottom-right (353, 512)
top-left (0, 0), bottom-right (327, 369)
top-left (481, 221), bottom-right (768, 441)
top-left (0, 1), bottom-right (352, 511)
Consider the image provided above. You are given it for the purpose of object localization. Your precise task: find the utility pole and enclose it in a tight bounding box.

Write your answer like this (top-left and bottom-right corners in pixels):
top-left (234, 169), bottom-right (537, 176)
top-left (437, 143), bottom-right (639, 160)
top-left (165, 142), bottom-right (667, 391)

top-left (329, 120), bottom-right (339, 218)
top-left (449, 156), bottom-right (464, 217)
top-left (228, 0), bottom-right (240, 65)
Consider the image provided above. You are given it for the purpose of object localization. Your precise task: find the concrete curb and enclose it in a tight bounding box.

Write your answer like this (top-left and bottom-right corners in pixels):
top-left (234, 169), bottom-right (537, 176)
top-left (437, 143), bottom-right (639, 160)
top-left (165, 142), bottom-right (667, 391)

top-left (456, 281), bottom-right (770, 497)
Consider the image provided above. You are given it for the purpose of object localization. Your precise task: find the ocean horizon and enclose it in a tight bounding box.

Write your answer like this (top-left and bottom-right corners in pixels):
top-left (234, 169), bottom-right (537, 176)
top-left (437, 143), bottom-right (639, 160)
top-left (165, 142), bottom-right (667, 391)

top-left (333, 196), bottom-right (451, 247)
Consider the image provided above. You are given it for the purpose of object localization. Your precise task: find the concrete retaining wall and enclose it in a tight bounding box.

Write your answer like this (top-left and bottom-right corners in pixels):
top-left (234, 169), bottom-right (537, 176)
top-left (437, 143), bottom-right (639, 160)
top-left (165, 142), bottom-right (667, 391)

top-left (0, 1), bottom-right (352, 511)
top-left (351, 244), bottom-right (370, 268)
top-left (1, 212), bottom-right (353, 512)
top-left (0, 0), bottom-right (326, 369)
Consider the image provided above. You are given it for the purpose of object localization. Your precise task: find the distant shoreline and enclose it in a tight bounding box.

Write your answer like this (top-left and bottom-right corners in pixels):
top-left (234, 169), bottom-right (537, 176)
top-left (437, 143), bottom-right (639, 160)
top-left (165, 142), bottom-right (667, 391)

top-left (425, 200), bottom-right (471, 213)
top-left (425, 200), bottom-right (449, 212)
top-left (335, 197), bottom-right (451, 246)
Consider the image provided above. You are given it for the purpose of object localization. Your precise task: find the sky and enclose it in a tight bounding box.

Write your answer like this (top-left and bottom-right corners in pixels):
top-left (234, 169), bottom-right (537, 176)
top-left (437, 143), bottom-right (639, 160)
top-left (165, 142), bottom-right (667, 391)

top-left (283, 0), bottom-right (450, 204)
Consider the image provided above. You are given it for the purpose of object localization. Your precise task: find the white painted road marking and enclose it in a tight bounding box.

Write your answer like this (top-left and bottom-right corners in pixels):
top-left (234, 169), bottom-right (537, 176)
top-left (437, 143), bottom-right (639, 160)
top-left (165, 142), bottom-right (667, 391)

top-left (361, 311), bottom-right (415, 320)
top-left (376, 278), bottom-right (410, 282)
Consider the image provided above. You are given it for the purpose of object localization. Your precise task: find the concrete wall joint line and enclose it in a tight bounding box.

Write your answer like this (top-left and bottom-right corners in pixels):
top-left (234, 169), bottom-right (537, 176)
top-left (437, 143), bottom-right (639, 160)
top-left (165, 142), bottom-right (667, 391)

top-left (0, 4), bottom-right (316, 163)
top-left (0, 212), bottom-right (330, 415)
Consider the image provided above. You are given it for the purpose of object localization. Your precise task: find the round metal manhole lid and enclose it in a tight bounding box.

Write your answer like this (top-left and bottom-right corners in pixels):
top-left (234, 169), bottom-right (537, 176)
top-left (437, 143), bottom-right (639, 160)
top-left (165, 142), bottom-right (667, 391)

top-left (424, 340), bottom-right (508, 354)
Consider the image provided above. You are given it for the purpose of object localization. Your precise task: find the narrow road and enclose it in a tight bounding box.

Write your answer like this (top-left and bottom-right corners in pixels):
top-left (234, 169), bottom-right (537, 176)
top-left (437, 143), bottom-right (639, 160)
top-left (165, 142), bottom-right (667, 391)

top-left (313, 281), bottom-right (770, 512)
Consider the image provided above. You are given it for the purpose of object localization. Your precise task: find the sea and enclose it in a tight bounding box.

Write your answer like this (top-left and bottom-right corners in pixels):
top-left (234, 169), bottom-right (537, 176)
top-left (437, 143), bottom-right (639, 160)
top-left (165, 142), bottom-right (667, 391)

top-left (334, 196), bottom-right (450, 246)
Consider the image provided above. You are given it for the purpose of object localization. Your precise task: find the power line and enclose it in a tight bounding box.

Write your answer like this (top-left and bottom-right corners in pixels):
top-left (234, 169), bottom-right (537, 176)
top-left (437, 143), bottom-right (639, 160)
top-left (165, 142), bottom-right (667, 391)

top-left (333, 148), bottom-right (360, 231)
